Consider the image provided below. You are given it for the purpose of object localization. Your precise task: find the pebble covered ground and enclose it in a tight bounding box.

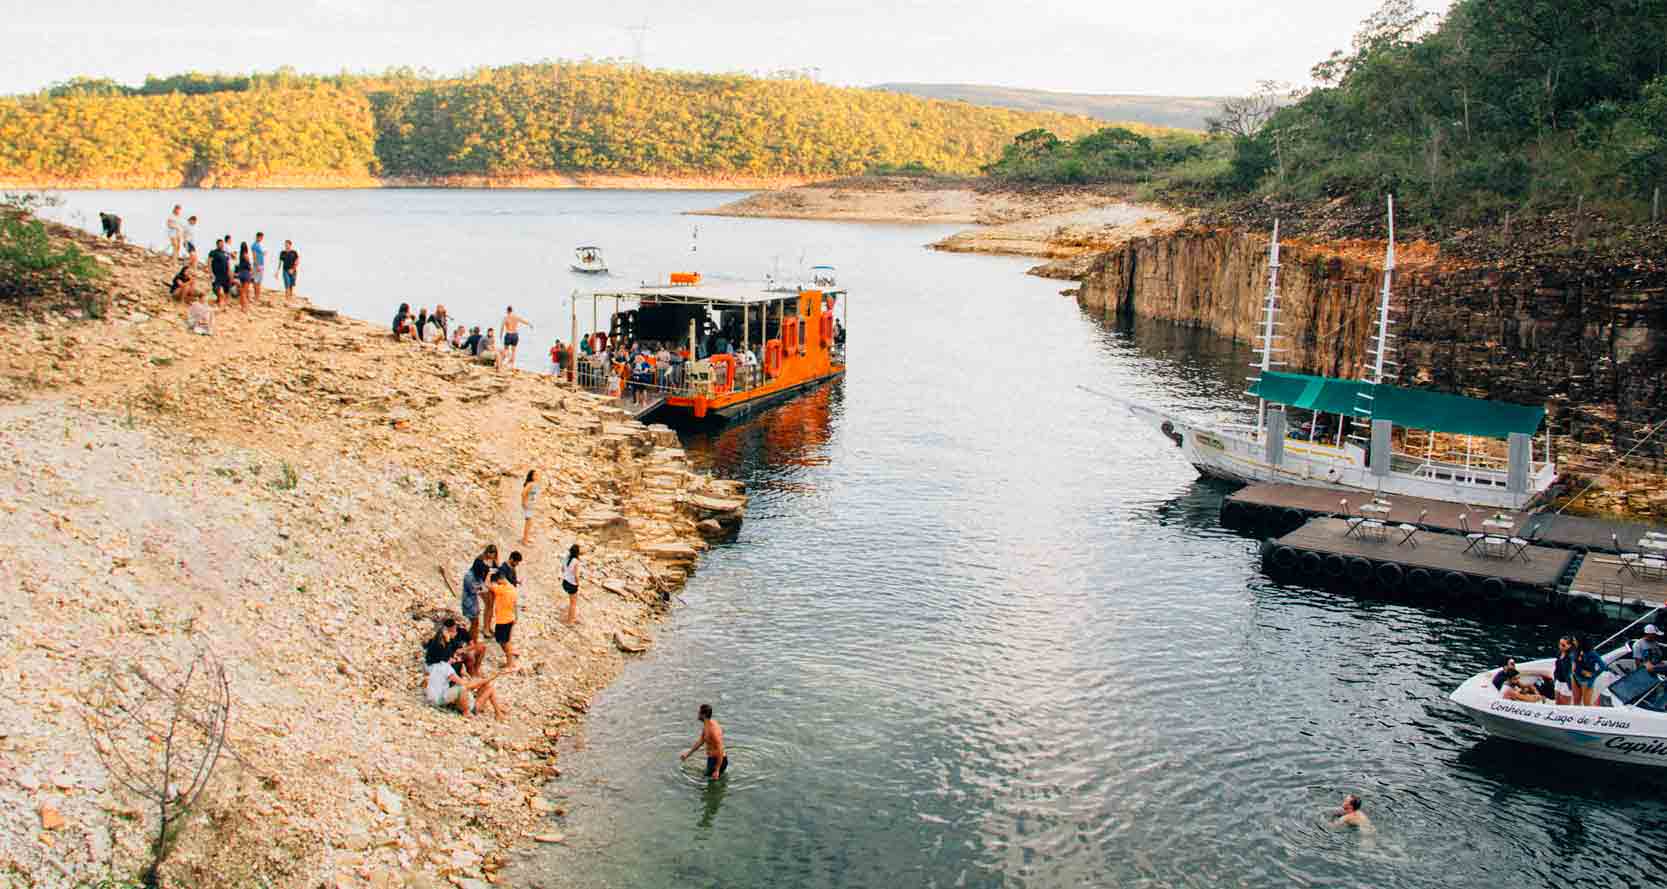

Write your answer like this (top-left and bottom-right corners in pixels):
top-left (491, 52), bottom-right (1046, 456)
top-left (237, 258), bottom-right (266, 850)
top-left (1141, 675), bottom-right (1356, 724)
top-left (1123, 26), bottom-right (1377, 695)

top-left (0, 223), bottom-right (744, 888)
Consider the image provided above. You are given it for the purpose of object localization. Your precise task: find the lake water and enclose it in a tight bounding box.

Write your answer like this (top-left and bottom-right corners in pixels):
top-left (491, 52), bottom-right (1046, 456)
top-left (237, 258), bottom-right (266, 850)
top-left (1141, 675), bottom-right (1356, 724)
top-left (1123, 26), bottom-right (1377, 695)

top-left (47, 190), bottom-right (1667, 888)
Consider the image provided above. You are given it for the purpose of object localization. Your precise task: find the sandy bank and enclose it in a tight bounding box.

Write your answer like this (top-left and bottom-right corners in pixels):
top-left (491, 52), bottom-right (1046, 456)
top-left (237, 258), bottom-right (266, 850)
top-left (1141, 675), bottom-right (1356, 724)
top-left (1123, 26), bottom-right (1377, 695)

top-left (0, 225), bottom-right (741, 888)
top-left (694, 176), bottom-right (1187, 270)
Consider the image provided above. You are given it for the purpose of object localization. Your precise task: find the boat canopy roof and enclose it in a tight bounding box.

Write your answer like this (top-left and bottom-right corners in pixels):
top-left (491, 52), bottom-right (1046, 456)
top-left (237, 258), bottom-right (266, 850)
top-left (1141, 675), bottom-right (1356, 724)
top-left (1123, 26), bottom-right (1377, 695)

top-left (1250, 370), bottom-right (1545, 438)
top-left (575, 246), bottom-right (602, 251)
top-left (590, 283), bottom-right (845, 307)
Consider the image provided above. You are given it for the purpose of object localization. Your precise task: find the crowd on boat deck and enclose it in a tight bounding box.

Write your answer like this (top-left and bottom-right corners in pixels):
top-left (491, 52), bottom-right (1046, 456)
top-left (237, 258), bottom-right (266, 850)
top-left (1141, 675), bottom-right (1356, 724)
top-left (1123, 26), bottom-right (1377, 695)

top-left (548, 319), bottom-right (845, 402)
top-left (1491, 625), bottom-right (1667, 706)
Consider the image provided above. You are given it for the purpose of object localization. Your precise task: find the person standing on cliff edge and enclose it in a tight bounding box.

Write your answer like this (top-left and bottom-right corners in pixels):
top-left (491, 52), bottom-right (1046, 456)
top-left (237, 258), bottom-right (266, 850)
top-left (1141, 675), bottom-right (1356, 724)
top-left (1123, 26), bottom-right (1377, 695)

top-left (278, 240), bottom-right (299, 298)
top-left (166, 205), bottom-right (184, 258)
top-left (499, 305), bottom-right (531, 371)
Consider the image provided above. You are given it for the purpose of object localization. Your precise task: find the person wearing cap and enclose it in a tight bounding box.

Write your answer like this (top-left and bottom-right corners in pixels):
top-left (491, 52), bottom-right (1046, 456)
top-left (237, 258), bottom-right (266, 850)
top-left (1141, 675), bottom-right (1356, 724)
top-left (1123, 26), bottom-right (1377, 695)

top-left (1632, 625), bottom-right (1667, 676)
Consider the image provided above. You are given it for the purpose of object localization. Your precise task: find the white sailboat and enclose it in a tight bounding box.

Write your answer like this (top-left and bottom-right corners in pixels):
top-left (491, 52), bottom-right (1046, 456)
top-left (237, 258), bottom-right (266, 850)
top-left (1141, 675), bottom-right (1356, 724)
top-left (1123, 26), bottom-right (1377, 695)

top-left (1104, 197), bottom-right (1558, 510)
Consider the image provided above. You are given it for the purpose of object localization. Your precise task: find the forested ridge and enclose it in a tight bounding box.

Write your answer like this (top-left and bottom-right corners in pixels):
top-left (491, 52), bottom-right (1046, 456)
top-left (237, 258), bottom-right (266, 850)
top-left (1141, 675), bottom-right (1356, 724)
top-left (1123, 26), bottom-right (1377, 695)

top-left (0, 62), bottom-right (1119, 185)
top-left (1195, 0), bottom-right (1667, 239)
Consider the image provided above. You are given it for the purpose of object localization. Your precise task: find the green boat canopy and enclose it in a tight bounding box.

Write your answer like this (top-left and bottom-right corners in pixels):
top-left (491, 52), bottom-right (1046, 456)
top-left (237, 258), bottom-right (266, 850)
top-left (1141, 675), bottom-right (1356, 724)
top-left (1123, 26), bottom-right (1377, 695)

top-left (1250, 370), bottom-right (1545, 438)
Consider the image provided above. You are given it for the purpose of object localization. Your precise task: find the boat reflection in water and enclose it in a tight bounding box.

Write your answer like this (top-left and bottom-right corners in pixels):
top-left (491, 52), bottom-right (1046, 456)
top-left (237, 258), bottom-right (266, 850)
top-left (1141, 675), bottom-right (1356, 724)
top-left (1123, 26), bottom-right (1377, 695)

top-left (683, 381), bottom-right (841, 501)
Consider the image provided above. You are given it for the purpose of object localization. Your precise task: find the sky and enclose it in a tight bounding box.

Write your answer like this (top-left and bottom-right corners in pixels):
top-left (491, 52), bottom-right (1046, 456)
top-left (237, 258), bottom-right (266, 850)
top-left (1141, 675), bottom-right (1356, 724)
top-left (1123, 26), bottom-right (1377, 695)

top-left (1, 0), bottom-right (1454, 98)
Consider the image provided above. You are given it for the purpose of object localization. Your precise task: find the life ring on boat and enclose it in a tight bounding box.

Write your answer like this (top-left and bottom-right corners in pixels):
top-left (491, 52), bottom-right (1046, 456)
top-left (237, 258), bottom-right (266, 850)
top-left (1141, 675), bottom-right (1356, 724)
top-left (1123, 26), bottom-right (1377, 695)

top-left (1405, 567), bottom-right (1433, 596)
top-left (1299, 551), bottom-right (1323, 575)
top-left (708, 354), bottom-right (736, 393)
top-left (1376, 561), bottom-right (1405, 589)
top-left (1323, 554), bottom-right (1348, 578)
top-left (1480, 577), bottom-right (1508, 603)
top-left (1347, 557), bottom-right (1373, 583)
top-left (764, 339), bottom-right (783, 377)
top-left (1270, 545), bottom-right (1298, 571)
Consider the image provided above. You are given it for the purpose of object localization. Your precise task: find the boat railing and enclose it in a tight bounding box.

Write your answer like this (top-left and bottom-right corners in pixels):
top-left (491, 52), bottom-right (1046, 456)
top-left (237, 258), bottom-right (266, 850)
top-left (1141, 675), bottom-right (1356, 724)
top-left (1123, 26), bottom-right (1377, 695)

top-left (571, 355), bottom-right (777, 400)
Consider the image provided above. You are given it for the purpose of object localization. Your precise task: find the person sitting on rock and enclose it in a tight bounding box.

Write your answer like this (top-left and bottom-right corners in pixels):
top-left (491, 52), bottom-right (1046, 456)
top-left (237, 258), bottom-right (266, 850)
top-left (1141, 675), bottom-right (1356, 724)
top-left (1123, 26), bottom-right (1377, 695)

top-left (169, 262), bottom-right (197, 303)
top-left (425, 650), bottom-right (504, 719)
top-left (187, 294), bottom-right (215, 336)
top-left (425, 618), bottom-right (483, 677)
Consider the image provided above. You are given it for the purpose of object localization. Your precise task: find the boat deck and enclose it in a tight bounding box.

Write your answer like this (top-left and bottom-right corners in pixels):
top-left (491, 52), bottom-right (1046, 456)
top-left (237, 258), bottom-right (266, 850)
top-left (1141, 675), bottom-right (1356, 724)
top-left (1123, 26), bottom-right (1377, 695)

top-left (1274, 518), bottom-right (1572, 588)
top-left (1519, 513), bottom-right (1663, 552)
top-left (1227, 483), bottom-right (1530, 535)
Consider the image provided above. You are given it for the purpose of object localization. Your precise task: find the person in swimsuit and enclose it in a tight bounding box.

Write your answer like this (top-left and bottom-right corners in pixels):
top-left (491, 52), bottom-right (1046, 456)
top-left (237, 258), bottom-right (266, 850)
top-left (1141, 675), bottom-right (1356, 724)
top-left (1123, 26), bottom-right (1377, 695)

top-left (521, 470), bottom-right (541, 546)
top-left (499, 305), bottom-right (531, 371)
top-left (680, 703), bottom-right (728, 780)
top-left (1332, 794), bottom-right (1370, 830)
top-left (562, 543), bottom-right (582, 625)
top-left (1572, 635), bottom-right (1606, 706)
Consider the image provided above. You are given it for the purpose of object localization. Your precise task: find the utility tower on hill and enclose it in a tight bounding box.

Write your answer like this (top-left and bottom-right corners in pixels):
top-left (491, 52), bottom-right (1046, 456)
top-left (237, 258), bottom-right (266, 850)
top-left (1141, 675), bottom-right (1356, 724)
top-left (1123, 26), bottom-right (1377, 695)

top-left (625, 21), bottom-right (650, 66)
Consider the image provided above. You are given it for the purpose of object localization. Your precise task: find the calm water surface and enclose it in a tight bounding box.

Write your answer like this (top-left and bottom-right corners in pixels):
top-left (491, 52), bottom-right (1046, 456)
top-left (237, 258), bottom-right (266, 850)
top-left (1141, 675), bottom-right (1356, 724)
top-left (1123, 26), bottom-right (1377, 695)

top-left (48, 191), bottom-right (1667, 888)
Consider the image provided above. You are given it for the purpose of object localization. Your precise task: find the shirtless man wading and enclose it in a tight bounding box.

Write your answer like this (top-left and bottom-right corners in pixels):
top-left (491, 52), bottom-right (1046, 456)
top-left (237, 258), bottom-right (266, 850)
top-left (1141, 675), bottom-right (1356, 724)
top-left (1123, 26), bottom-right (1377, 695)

top-left (499, 305), bottom-right (531, 371)
top-left (1333, 794), bottom-right (1371, 830)
top-left (680, 703), bottom-right (728, 780)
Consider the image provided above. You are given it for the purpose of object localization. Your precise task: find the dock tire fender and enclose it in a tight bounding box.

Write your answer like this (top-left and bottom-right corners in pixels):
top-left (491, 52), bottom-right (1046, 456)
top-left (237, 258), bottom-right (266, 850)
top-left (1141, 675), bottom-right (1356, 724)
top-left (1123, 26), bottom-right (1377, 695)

top-left (1220, 501), bottom-right (1242, 527)
top-left (1271, 545), bottom-right (1299, 571)
top-left (1375, 561), bottom-right (1405, 589)
top-left (1282, 508), bottom-right (1306, 532)
top-left (1323, 554), bottom-right (1348, 578)
top-left (1573, 595), bottom-right (1600, 620)
top-left (1299, 551), bottom-right (1323, 575)
top-left (1405, 567), bottom-right (1433, 595)
top-left (1480, 577), bottom-right (1508, 603)
top-left (1442, 571), bottom-right (1471, 598)
top-left (1346, 556), bottom-right (1373, 583)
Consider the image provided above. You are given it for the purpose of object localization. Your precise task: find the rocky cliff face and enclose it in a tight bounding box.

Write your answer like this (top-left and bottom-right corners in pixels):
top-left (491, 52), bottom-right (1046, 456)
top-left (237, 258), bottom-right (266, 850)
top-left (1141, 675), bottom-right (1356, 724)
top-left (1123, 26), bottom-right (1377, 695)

top-left (1075, 227), bottom-right (1667, 469)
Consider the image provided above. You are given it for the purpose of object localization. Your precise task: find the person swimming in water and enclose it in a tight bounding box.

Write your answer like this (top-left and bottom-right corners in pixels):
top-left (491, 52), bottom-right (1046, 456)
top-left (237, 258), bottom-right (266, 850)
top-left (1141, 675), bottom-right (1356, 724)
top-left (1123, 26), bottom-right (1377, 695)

top-left (679, 703), bottom-right (728, 780)
top-left (1333, 793), bottom-right (1371, 830)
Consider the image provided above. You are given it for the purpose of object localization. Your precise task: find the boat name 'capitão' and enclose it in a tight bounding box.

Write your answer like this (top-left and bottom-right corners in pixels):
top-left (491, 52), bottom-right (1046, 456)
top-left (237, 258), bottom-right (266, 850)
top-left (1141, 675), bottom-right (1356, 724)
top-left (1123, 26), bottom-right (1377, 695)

top-left (1605, 736), bottom-right (1667, 757)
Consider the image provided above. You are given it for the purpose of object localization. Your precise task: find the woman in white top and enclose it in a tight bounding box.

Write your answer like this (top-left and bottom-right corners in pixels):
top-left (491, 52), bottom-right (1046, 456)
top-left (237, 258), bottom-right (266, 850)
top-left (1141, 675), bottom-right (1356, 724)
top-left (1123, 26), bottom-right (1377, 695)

top-left (520, 469), bottom-right (541, 545)
top-left (562, 543), bottom-right (582, 626)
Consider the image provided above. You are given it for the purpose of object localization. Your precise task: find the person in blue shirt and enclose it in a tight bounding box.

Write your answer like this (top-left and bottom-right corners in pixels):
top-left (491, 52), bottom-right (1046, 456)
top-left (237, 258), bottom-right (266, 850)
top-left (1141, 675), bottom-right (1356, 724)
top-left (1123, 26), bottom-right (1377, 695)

top-left (1572, 635), bottom-right (1606, 706)
top-left (251, 232), bottom-right (267, 302)
top-left (1632, 625), bottom-right (1667, 676)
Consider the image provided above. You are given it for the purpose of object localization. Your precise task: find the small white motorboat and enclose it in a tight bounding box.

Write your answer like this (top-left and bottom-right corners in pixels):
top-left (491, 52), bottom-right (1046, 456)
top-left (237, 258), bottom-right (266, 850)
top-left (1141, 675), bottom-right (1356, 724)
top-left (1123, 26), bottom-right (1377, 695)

top-left (571, 246), bottom-right (608, 274)
top-left (1449, 608), bottom-right (1667, 766)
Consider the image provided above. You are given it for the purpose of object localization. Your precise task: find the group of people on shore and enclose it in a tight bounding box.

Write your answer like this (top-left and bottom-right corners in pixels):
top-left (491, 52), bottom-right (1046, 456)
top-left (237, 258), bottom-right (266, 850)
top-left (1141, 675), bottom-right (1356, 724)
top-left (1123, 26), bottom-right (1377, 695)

top-left (393, 302), bottom-right (532, 372)
top-left (1491, 627), bottom-right (1660, 705)
top-left (421, 472), bottom-right (587, 719)
top-left (164, 204), bottom-right (300, 328)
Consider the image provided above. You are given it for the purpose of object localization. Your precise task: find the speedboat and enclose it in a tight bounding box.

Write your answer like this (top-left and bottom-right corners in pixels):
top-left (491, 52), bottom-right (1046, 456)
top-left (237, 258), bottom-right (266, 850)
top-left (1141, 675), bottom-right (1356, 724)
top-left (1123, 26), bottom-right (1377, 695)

top-left (571, 246), bottom-right (608, 274)
top-left (1449, 608), bottom-right (1667, 766)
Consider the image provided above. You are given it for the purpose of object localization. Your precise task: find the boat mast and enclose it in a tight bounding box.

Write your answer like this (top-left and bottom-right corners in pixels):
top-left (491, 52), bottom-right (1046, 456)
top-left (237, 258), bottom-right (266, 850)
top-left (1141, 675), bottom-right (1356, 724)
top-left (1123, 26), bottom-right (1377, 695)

top-left (1351, 196), bottom-right (1397, 445)
top-left (1255, 220), bottom-right (1282, 439)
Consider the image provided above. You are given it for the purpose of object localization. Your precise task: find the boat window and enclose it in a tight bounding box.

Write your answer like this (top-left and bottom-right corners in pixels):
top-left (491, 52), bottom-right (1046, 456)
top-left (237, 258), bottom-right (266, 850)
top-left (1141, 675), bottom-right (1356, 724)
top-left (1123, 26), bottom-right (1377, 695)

top-left (1638, 682), bottom-right (1667, 713)
top-left (1608, 667), bottom-right (1662, 707)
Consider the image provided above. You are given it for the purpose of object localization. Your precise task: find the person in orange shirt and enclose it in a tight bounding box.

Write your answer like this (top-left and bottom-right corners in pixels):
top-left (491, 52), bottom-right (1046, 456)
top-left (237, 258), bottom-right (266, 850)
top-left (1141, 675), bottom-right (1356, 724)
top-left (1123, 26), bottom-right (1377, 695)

top-left (490, 551), bottom-right (524, 670)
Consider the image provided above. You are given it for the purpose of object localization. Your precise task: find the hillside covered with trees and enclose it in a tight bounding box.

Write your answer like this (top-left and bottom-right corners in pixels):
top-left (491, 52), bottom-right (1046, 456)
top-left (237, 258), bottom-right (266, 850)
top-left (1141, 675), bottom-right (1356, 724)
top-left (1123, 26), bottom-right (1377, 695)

top-left (0, 62), bottom-right (1113, 186)
top-left (1198, 0), bottom-right (1667, 237)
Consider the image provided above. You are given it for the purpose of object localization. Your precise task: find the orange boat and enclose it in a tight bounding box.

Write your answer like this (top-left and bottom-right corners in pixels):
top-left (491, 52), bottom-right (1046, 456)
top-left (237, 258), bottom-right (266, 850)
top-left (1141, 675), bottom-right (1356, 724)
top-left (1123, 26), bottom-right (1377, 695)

top-left (569, 275), bottom-right (846, 423)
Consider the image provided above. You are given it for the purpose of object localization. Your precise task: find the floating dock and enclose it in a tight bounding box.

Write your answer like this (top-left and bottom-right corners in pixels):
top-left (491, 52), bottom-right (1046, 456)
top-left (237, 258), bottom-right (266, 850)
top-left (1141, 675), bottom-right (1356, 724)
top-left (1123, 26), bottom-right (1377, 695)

top-left (1238, 483), bottom-right (1667, 624)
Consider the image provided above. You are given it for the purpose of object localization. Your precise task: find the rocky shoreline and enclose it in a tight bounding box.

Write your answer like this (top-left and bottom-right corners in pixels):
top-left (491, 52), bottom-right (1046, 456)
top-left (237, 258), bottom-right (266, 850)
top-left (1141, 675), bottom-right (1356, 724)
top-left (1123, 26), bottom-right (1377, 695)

top-left (0, 225), bottom-right (743, 887)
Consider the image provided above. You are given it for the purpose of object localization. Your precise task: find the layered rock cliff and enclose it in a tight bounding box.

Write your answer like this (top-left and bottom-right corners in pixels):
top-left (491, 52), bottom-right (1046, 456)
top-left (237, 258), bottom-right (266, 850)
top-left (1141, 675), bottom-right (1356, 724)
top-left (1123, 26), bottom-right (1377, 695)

top-left (1075, 228), bottom-right (1667, 471)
